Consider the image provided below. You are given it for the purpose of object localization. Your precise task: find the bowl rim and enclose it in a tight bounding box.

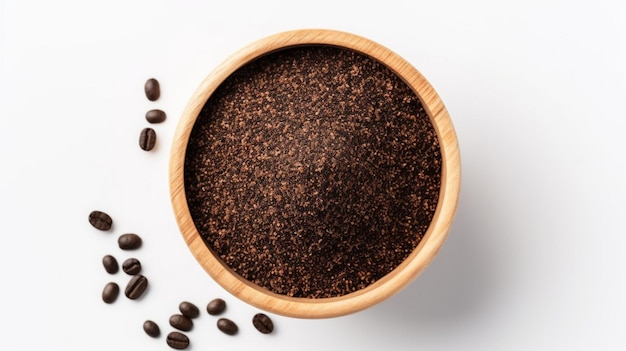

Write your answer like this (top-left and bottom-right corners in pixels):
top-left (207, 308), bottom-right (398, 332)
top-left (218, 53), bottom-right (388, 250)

top-left (169, 28), bottom-right (461, 319)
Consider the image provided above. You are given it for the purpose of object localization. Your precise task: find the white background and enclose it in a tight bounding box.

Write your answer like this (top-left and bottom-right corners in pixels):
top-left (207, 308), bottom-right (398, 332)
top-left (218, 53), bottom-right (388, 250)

top-left (1, 0), bottom-right (625, 350)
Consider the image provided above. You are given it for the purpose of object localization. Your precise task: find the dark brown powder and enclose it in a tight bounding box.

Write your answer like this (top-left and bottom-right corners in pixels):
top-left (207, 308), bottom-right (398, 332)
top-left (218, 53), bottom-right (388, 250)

top-left (184, 46), bottom-right (441, 298)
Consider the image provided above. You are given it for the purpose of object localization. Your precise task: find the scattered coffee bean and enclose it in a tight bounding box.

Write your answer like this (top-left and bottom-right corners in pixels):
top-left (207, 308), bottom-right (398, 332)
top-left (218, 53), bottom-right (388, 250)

top-left (252, 313), bottom-right (274, 334)
top-left (169, 314), bottom-right (193, 331)
top-left (139, 127), bottom-right (157, 151)
top-left (125, 274), bottom-right (148, 300)
top-left (166, 331), bottom-right (189, 350)
top-left (145, 109), bottom-right (166, 124)
top-left (102, 255), bottom-right (119, 274)
top-left (206, 298), bottom-right (226, 315)
top-left (143, 320), bottom-right (160, 338)
top-left (92, 76), bottom-right (291, 347)
top-left (102, 282), bottom-right (119, 304)
top-left (122, 257), bottom-right (142, 275)
top-left (144, 78), bottom-right (160, 101)
top-left (217, 318), bottom-right (238, 335)
top-left (179, 301), bottom-right (200, 319)
top-left (118, 233), bottom-right (142, 250)
top-left (88, 210), bottom-right (112, 231)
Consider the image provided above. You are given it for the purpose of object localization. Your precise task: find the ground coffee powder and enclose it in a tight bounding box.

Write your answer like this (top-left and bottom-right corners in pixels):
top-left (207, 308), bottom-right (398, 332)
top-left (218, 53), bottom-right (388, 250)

top-left (184, 45), bottom-right (442, 298)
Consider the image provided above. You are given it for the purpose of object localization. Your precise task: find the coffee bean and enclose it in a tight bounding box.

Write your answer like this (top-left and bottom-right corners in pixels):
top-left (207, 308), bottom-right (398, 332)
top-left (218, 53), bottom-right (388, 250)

top-left (102, 282), bottom-right (119, 304)
top-left (144, 78), bottom-right (160, 101)
top-left (217, 318), bottom-right (238, 335)
top-left (118, 233), bottom-right (142, 250)
top-left (179, 301), bottom-right (200, 319)
top-left (125, 274), bottom-right (148, 300)
top-left (139, 128), bottom-right (157, 151)
top-left (145, 109), bottom-right (166, 124)
top-left (169, 314), bottom-right (193, 331)
top-left (166, 331), bottom-right (189, 350)
top-left (143, 320), bottom-right (160, 338)
top-left (206, 298), bottom-right (226, 315)
top-left (122, 258), bottom-right (141, 275)
top-left (88, 210), bottom-right (112, 231)
top-left (102, 255), bottom-right (119, 274)
top-left (252, 313), bottom-right (274, 334)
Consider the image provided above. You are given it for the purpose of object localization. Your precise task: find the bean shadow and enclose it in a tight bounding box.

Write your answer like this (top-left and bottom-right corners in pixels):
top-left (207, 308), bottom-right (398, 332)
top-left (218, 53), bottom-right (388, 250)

top-left (361, 163), bottom-right (502, 328)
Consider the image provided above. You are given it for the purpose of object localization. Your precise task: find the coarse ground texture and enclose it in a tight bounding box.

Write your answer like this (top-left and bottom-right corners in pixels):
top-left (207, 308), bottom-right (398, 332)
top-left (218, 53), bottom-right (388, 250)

top-left (184, 45), bottom-right (442, 298)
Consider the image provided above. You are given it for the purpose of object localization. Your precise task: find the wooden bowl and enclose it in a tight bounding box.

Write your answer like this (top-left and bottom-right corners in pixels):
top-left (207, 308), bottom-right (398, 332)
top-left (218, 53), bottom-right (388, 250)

top-left (169, 29), bottom-right (461, 318)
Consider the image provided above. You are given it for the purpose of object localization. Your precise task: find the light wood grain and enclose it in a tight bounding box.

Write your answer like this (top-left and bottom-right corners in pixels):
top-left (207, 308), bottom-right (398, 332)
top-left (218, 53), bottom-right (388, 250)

top-left (169, 29), bottom-right (461, 318)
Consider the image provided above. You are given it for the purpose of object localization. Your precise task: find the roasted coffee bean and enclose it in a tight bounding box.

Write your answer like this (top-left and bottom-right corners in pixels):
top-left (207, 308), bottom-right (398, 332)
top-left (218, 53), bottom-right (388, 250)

top-left (139, 128), bottom-right (157, 151)
top-left (169, 314), bottom-right (193, 331)
top-left (125, 274), bottom-right (148, 300)
top-left (118, 233), bottom-right (142, 250)
top-left (143, 320), bottom-right (160, 338)
top-left (179, 301), bottom-right (200, 319)
top-left (144, 78), bottom-right (160, 101)
top-left (206, 298), bottom-right (226, 315)
top-left (102, 282), bottom-right (119, 304)
top-left (122, 258), bottom-right (141, 275)
top-left (217, 318), bottom-right (238, 335)
top-left (88, 210), bottom-right (112, 231)
top-left (166, 331), bottom-right (189, 350)
top-left (252, 313), bottom-right (274, 334)
top-left (145, 109), bottom-right (166, 124)
top-left (102, 255), bottom-right (119, 274)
